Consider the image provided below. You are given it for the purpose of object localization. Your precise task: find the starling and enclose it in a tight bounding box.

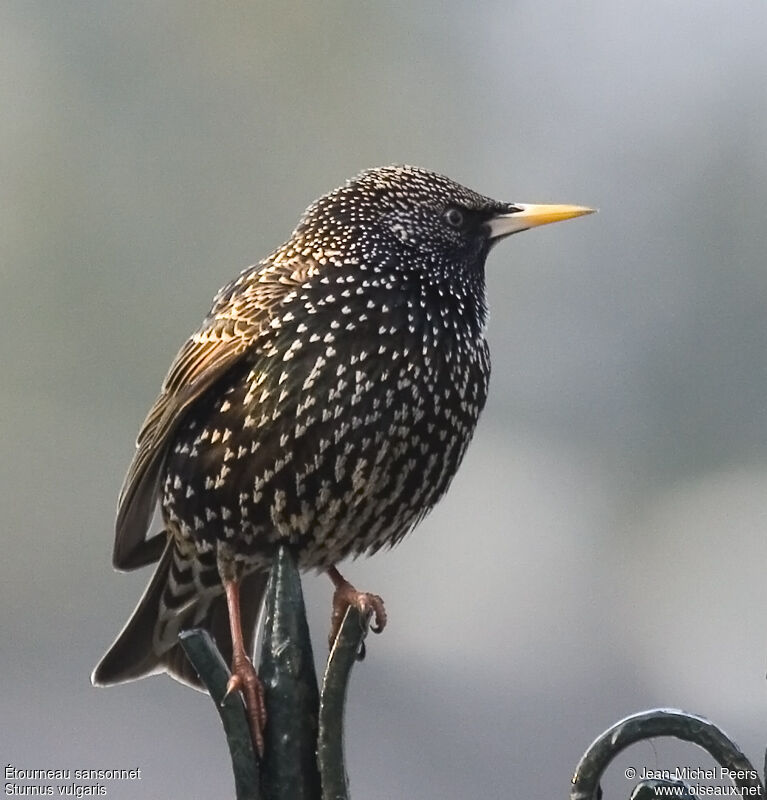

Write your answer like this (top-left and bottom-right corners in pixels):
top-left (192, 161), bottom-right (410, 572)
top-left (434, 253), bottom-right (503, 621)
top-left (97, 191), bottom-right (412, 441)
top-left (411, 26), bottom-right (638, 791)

top-left (92, 165), bottom-right (593, 753)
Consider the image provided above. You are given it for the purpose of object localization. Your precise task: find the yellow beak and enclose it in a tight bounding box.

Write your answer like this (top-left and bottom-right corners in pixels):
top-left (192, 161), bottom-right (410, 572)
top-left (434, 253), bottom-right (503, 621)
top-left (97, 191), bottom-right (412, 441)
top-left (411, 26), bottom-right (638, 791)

top-left (487, 203), bottom-right (596, 239)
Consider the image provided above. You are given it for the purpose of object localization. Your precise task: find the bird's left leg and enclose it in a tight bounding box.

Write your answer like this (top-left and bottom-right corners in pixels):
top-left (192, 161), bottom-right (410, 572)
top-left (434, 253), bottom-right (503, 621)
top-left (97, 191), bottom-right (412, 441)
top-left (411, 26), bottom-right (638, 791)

top-left (218, 543), bottom-right (266, 758)
top-left (327, 565), bottom-right (387, 649)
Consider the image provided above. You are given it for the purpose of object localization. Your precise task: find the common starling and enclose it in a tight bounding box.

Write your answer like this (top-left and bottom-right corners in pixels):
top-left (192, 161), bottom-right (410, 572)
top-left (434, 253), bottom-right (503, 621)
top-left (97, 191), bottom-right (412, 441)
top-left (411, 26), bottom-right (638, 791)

top-left (92, 165), bottom-right (593, 753)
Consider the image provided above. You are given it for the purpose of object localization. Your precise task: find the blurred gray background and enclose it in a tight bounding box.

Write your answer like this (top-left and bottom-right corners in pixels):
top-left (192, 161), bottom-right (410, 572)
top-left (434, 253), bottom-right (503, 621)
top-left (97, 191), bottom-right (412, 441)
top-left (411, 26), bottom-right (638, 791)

top-left (3, 2), bottom-right (767, 798)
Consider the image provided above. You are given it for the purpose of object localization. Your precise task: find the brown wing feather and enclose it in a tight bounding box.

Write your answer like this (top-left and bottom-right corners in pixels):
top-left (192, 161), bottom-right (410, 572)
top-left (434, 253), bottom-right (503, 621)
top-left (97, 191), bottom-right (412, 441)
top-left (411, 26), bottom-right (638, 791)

top-left (112, 259), bottom-right (303, 571)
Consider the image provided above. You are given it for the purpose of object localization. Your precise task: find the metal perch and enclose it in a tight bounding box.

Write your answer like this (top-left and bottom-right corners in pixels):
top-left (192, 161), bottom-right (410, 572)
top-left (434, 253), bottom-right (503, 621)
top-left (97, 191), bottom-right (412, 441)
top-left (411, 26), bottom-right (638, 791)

top-left (571, 708), bottom-right (765, 800)
top-left (180, 559), bottom-right (767, 800)
top-left (179, 547), bottom-right (371, 800)
top-left (178, 627), bottom-right (260, 799)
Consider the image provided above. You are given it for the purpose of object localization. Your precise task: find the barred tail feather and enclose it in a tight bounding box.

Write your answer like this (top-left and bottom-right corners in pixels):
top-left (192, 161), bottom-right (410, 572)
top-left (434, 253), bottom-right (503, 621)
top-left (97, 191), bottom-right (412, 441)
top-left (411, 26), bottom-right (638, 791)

top-left (92, 539), bottom-right (267, 690)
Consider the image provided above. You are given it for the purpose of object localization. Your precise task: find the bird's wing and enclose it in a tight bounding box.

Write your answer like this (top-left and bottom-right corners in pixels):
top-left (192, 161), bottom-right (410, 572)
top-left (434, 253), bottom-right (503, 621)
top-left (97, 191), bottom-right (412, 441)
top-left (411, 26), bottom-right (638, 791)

top-left (113, 261), bottom-right (300, 571)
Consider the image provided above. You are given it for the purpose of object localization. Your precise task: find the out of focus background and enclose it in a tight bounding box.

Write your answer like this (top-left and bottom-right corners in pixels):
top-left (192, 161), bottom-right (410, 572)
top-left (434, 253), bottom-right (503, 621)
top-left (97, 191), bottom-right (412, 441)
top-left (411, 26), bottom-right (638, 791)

top-left (3, 3), bottom-right (767, 798)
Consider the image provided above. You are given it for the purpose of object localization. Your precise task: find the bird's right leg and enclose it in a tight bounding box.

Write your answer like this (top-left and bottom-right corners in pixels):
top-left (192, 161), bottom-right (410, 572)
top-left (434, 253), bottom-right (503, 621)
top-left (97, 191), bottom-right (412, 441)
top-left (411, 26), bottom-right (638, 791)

top-left (217, 543), bottom-right (266, 758)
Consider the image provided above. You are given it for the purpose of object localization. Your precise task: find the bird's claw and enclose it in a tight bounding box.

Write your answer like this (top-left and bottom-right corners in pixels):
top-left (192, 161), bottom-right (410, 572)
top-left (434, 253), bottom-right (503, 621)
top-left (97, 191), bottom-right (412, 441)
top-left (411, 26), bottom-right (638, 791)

top-left (359, 592), bottom-right (386, 634)
top-left (222, 657), bottom-right (267, 758)
top-left (222, 673), bottom-right (242, 702)
top-left (329, 583), bottom-right (387, 649)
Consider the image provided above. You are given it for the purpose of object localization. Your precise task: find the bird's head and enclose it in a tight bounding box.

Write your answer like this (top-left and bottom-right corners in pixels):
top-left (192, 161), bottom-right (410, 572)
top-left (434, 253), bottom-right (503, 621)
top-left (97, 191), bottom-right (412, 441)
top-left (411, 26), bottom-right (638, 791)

top-left (293, 165), bottom-right (594, 284)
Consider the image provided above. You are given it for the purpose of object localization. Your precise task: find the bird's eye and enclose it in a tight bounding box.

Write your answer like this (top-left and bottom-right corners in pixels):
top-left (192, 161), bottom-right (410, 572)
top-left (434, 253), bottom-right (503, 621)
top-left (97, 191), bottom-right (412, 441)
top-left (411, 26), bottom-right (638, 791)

top-left (444, 207), bottom-right (465, 229)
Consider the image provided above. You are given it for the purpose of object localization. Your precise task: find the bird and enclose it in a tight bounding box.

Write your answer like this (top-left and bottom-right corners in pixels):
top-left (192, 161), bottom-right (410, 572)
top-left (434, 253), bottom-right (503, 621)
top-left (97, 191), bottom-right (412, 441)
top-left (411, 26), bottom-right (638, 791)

top-left (92, 165), bottom-right (593, 755)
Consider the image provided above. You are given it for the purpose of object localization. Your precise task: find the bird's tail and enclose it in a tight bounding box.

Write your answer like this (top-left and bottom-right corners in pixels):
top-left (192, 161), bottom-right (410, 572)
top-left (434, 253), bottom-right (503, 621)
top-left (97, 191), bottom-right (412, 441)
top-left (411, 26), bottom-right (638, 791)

top-left (92, 538), bottom-right (267, 690)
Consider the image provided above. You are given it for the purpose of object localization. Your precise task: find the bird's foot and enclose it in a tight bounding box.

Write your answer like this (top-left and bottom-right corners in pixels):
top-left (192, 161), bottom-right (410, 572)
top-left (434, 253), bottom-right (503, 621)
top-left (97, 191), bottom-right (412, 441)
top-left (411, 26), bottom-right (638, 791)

top-left (328, 572), bottom-right (387, 649)
top-left (222, 655), bottom-right (266, 758)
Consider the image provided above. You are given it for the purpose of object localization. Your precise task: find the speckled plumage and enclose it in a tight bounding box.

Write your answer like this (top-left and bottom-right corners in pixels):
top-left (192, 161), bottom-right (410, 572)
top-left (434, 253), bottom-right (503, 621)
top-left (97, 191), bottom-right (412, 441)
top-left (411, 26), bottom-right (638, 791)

top-left (162, 171), bottom-right (494, 567)
top-left (93, 165), bottom-right (592, 691)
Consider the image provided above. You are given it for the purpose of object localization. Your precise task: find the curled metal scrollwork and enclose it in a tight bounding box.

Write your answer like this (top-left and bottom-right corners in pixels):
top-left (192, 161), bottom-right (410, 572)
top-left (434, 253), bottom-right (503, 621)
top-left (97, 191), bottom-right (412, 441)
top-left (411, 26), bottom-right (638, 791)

top-left (571, 708), bottom-right (764, 800)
